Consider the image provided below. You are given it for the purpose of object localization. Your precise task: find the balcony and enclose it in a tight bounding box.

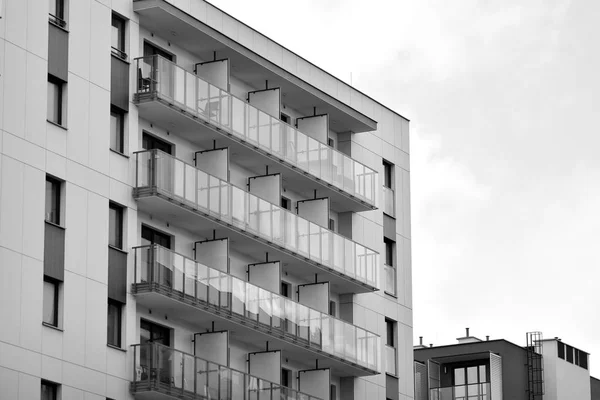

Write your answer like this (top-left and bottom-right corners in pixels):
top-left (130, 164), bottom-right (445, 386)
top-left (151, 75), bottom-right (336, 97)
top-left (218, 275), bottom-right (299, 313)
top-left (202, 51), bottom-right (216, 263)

top-left (383, 264), bottom-right (396, 297)
top-left (430, 383), bottom-right (491, 400)
top-left (385, 345), bottom-right (397, 376)
top-left (133, 149), bottom-right (379, 294)
top-left (131, 342), bottom-right (323, 400)
top-left (132, 244), bottom-right (381, 376)
top-left (133, 55), bottom-right (378, 212)
top-left (382, 186), bottom-right (395, 217)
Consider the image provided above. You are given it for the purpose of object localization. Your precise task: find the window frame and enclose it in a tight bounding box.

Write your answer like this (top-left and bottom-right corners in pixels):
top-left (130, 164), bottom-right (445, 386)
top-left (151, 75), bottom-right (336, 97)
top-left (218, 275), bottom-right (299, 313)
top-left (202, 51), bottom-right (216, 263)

top-left (110, 107), bottom-right (125, 154)
top-left (109, 202), bottom-right (124, 250)
top-left (41, 379), bottom-right (59, 400)
top-left (280, 196), bottom-right (291, 211)
top-left (45, 176), bottom-right (62, 225)
top-left (111, 13), bottom-right (127, 59)
top-left (107, 298), bottom-right (123, 348)
top-left (385, 319), bottom-right (396, 347)
top-left (47, 75), bottom-right (65, 127)
top-left (48, 0), bottom-right (66, 28)
top-left (384, 237), bottom-right (395, 266)
top-left (383, 160), bottom-right (393, 189)
top-left (43, 276), bottom-right (60, 327)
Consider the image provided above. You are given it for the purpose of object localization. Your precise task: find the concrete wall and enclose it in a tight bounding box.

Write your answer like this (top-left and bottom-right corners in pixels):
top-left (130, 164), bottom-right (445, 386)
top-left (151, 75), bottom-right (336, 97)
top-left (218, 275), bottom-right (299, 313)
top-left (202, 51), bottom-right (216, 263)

top-left (541, 340), bottom-right (591, 400)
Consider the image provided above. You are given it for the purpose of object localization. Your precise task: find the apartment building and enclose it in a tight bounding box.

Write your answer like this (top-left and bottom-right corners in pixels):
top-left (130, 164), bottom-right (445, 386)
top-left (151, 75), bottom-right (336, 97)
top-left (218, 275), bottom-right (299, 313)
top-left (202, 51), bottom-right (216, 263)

top-left (414, 330), bottom-right (596, 400)
top-left (0, 0), bottom-right (412, 399)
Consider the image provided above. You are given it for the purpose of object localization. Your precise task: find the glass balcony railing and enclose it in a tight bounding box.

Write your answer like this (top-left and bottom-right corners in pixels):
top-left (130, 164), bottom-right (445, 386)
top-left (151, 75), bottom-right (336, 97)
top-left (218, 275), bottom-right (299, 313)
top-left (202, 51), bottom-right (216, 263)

top-left (133, 244), bottom-right (381, 373)
top-left (131, 342), bottom-right (323, 400)
top-left (385, 345), bottom-right (397, 376)
top-left (134, 149), bottom-right (379, 290)
top-left (134, 55), bottom-right (378, 208)
top-left (430, 383), bottom-right (491, 400)
top-left (382, 186), bottom-right (395, 217)
top-left (383, 264), bottom-right (397, 297)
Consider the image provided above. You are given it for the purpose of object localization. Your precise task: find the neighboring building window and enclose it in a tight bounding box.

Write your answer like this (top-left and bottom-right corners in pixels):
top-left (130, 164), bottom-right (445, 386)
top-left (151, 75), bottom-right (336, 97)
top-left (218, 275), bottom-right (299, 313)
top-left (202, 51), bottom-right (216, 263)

top-left (281, 368), bottom-right (291, 388)
top-left (566, 345), bottom-right (574, 363)
top-left (47, 75), bottom-right (65, 126)
top-left (111, 13), bottom-right (127, 59)
top-left (383, 160), bottom-right (393, 188)
top-left (48, 0), bottom-right (66, 27)
top-left (280, 113), bottom-right (290, 124)
top-left (107, 299), bottom-right (122, 347)
top-left (557, 341), bottom-right (565, 359)
top-left (43, 277), bottom-right (59, 327)
top-left (109, 202), bottom-right (124, 249)
top-left (45, 176), bottom-right (61, 224)
top-left (41, 380), bottom-right (59, 400)
top-left (578, 350), bottom-right (588, 369)
top-left (110, 107), bottom-right (125, 153)
top-left (280, 281), bottom-right (291, 299)
top-left (384, 237), bottom-right (395, 266)
top-left (281, 197), bottom-right (291, 211)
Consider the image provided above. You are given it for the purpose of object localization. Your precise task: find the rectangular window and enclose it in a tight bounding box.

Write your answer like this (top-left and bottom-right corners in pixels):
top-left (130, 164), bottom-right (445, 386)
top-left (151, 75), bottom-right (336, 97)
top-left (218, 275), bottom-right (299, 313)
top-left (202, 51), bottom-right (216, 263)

top-left (566, 345), bottom-right (574, 363)
top-left (41, 380), bottom-right (58, 400)
top-left (107, 299), bottom-right (122, 347)
top-left (111, 13), bottom-right (127, 59)
top-left (557, 341), bottom-right (565, 359)
top-left (281, 368), bottom-right (291, 388)
top-left (329, 300), bottom-right (336, 317)
top-left (328, 138), bottom-right (335, 148)
top-left (43, 276), bottom-right (59, 327)
top-left (47, 75), bottom-right (64, 126)
top-left (330, 384), bottom-right (337, 400)
top-left (329, 218), bottom-right (335, 231)
top-left (109, 202), bottom-right (124, 249)
top-left (280, 281), bottom-right (291, 298)
top-left (48, 0), bottom-right (66, 27)
top-left (386, 319), bottom-right (395, 347)
top-left (579, 350), bottom-right (588, 369)
top-left (384, 237), bottom-right (394, 266)
top-left (280, 113), bottom-right (290, 124)
top-left (110, 107), bottom-right (125, 153)
top-left (281, 197), bottom-right (291, 210)
top-left (45, 176), bottom-right (61, 224)
top-left (383, 160), bottom-right (393, 188)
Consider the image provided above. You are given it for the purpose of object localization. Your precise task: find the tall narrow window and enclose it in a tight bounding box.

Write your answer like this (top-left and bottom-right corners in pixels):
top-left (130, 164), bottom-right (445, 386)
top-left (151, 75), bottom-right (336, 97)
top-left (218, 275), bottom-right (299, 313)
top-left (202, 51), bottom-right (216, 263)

top-left (281, 197), bottom-right (291, 210)
top-left (41, 380), bottom-right (59, 400)
top-left (45, 176), bottom-right (61, 224)
top-left (109, 203), bottom-right (124, 250)
top-left (280, 281), bottom-right (291, 299)
top-left (111, 13), bottom-right (127, 59)
top-left (107, 299), bottom-right (122, 347)
top-left (557, 341), bottom-right (565, 359)
top-left (383, 160), bottom-right (393, 188)
top-left (47, 76), bottom-right (64, 126)
top-left (43, 277), bottom-right (59, 327)
top-left (280, 113), bottom-right (290, 124)
top-left (385, 318), bottom-right (397, 376)
top-left (386, 319), bottom-right (395, 347)
top-left (281, 368), bottom-right (292, 388)
top-left (110, 107), bottom-right (125, 153)
top-left (384, 237), bottom-right (395, 266)
top-left (329, 300), bottom-right (336, 317)
top-left (48, 0), bottom-right (66, 27)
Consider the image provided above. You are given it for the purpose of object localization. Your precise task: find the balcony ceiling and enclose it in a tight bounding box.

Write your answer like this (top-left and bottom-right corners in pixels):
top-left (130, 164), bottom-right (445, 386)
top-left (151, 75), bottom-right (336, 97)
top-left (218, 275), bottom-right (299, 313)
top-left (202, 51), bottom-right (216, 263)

top-left (133, 0), bottom-right (377, 134)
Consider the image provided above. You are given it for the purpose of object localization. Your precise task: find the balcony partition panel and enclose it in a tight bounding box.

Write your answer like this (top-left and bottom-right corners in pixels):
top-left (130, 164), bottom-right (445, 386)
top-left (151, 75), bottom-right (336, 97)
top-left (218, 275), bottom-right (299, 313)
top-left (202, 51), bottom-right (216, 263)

top-left (132, 244), bottom-right (380, 372)
top-left (134, 149), bottom-right (379, 290)
top-left (135, 55), bottom-right (378, 207)
top-left (132, 342), bottom-right (320, 400)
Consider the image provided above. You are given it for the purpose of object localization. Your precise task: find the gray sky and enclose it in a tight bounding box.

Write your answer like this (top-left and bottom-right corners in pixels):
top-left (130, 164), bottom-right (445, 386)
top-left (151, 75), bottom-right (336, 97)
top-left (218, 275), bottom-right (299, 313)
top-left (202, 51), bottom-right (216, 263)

top-left (211, 0), bottom-right (600, 375)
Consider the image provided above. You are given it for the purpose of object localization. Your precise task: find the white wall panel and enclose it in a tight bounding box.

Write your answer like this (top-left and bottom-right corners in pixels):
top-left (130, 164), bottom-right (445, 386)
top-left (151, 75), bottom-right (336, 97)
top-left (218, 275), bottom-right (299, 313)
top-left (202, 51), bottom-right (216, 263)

top-left (18, 373), bottom-right (40, 400)
top-left (4, 0), bottom-right (27, 49)
top-left (46, 123), bottom-right (68, 157)
top-left (0, 247), bottom-right (22, 345)
top-left (89, 1), bottom-right (110, 90)
top-left (106, 347), bottom-right (128, 379)
top-left (0, 156), bottom-right (23, 252)
top-left (19, 255), bottom-right (43, 352)
top-left (61, 386), bottom-right (84, 400)
top-left (68, 0), bottom-right (91, 80)
top-left (0, 341), bottom-right (41, 376)
top-left (65, 184), bottom-right (88, 276)
top-left (3, 130), bottom-right (46, 170)
top-left (105, 375), bottom-right (129, 400)
top-left (41, 324), bottom-right (63, 359)
top-left (67, 75), bottom-right (91, 165)
top-left (25, 0), bottom-right (47, 58)
top-left (0, 367), bottom-right (19, 399)
top-left (2, 43), bottom-right (26, 138)
top-left (62, 361), bottom-right (107, 397)
top-left (88, 84), bottom-right (110, 175)
top-left (24, 52), bottom-right (48, 147)
top-left (21, 165), bottom-right (45, 260)
top-left (41, 354), bottom-right (63, 383)
top-left (84, 278), bottom-right (108, 372)
top-left (62, 271), bottom-right (87, 365)
top-left (86, 192), bottom-right (108, 284)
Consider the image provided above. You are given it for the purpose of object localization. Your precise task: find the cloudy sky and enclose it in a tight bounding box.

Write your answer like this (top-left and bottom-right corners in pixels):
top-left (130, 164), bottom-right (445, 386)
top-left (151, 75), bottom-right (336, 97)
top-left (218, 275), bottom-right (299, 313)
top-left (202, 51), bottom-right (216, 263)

top-left (211, 0), bottom-right (600, 375)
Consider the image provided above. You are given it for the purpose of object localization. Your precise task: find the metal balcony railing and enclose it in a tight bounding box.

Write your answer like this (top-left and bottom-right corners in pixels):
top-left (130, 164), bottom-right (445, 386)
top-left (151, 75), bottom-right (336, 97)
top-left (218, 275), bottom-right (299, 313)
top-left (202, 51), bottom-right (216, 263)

top-left (133, 244), bottom-right (381, 373)
top-left (383, 264), bottom-right (397, 297)
top-left (131, 342), bottom-right (323, 400)
top-left (382, 186), bottom-right (395, 217)
top-left (430, 383), bottom-right (491, 400)
top-left (134, 55), bottom-right (378, 208)
top-left (134, 149), bottom-right (380, 290)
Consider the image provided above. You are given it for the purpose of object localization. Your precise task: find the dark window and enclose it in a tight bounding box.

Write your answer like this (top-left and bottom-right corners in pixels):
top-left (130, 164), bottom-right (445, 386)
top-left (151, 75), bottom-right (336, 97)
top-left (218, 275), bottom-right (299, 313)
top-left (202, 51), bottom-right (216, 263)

top-left (386, 319), bottom-right (395, 347)
top-left (47, 75), bottom-right (64, 125)
top-left (329, 218), bottom-right (335, 231)
top-left (281, 197), bottom-right (291, 210)
top-left (329, 300), bottom-right (336, 317)
top-left (110, 107), bottom-right (125, 153)
top-left (280, 113), bottom-right (290, 124)
top-left (45, 176), bottom-right (61, 224)
top-left (330, 384), bottom-right (337, 400)
top-left (281, 368), bottom-right (291, 388)
top-left (566, 345), bottom-right (573, 363)
top-left (280, 281), bottom-right (291, 298)
top-left (41, 380), bottom-right (58, 400)
top-left (48, 0), bottom-right (65, 27)
top-left (143, 42), bottom-right (173, 61)
top-left (579, 350), bottom-right (588, 369)
top-left (109, 203), bottom-right (124, 249)
top-left (383, 160), bottom-right (393, 188)
top-left (107, 299), bottom-right (122, 347)
top-left (384, 237), bottom-right (394, 266)
top-left (141, 225), bottom-right (171, 249)
top-left (111, 14), bottom-right (127, 59)
top-left (43, 276), bottom-right (59, 327)
top-left (140, 319), bottom-right (171, 346)
top-left (328, 138), bottom-right (334, 148)
top-left (557, 342), bottom-right (565, 359)
top-left (142, 132), bottom-right (172, 154)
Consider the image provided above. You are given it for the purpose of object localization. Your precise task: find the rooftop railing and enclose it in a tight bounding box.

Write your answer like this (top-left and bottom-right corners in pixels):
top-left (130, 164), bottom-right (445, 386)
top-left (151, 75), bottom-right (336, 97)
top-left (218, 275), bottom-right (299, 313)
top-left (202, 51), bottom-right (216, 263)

top-left (131, 342), bottom-right (323, 400)
top-left (133, 244), bottom-right (380, 372)
top-left (134, 149), bottom-right (379, 290)
top-left (134, 55), bottom-right (378, 208)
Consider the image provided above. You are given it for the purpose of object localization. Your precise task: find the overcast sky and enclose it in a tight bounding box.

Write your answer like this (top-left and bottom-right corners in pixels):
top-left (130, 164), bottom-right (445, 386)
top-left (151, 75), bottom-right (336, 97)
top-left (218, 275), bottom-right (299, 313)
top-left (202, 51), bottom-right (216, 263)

top-left (211, 0), bottom-right (600, 375)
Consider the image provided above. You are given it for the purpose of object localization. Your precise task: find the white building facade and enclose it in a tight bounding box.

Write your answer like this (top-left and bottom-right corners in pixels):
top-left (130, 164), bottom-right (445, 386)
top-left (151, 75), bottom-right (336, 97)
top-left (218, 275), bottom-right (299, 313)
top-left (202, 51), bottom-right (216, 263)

top-left (0, 0), bottom-right (413, 399)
